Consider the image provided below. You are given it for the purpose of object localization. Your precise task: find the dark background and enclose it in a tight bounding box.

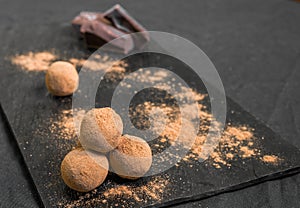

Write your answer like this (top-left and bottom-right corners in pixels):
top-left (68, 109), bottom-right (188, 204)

top-left (0, 0), bottom-right (299, 207)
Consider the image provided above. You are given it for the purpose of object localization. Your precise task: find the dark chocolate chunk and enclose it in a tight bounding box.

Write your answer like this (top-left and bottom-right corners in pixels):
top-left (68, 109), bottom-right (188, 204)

top-left (103, 4), bottom-right (149, 38)
top-left (80, 20), bottom-right (134, 54)
top-left (71, 4), bottom-right (149, 53)
top-left (72, 12), bottom-right (102, 28)
top-left (103, 4), bottom-right (150, 47)
top-left (71, 12), bottom-right (111, 37)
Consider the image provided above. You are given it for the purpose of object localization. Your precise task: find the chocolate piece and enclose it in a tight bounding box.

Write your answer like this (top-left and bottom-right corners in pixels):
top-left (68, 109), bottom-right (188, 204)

top-left (103, 5), bottom-right (149, 38)
top-left (72, 12), bottom-right (101, 27)
top-left (71, 4), bottom-right (149, 53)
top-left (81, 20), bottom-right (134, 54)
top-left (72, 12), bottom-right (111, 37)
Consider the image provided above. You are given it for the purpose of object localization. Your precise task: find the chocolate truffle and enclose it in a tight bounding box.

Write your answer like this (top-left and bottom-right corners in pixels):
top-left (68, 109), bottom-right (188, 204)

top-left (109, 134), bottom-right (152, 179)
top-left (45, 61), bottom-right (79, 96)
top-left (61, 148), bottom-right (108, 192)
top-left (80, 108), bottom-right (123, 153)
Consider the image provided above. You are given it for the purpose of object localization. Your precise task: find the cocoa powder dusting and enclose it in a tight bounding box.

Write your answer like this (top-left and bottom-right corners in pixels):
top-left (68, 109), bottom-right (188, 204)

top-left (34, 109), bottom-right (86, 140)
top-left (69, 54), bottom-right (127, 73)
top-left (117, 135), bottom-right (152, 157)
top-left (10, 51), bottom-right (56, 71)
top-left (124, 68), bottom-right (282, 169)
top-left (91, 108), bottom-right (123, 148)
top-left (261, 155), bottom-right (281, 164)
top-left (60, 175), bottom-right (170, 208)
top-left (10, 51), bottom-right (127, 74)
top-left (103, 176), bottom-right (168, 202)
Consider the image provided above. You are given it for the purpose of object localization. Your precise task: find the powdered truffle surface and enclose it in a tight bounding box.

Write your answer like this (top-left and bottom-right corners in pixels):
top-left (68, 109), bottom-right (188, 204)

top-left (94, 108), bottom-right (123, 146)
top-left (61, 148), bottom-right (108, 192)
top-left (110, 135), bottom-right (152, 179)
top-left (117, 135), bottom-right (152, 157)
top-left (45, 61), bottom-right (79, 96)
top-left (80, 108), bottom-right (123, 153)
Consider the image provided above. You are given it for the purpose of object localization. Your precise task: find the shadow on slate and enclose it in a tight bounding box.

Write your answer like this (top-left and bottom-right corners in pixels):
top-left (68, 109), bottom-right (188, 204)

top-left (0, 23), bottom-right (299, 208)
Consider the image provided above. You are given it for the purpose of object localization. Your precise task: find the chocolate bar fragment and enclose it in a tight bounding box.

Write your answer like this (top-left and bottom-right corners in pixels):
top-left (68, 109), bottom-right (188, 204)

top-left (72, 12), bottom-right (101, 28)
top-left (80, 20), bottom-right (134, 54)
top-left (103, 4), bottom-right (150, 46)
top-left (72, 12), bottom-right (111, 38)
top-left (71, 4), bottom-right (149, 54)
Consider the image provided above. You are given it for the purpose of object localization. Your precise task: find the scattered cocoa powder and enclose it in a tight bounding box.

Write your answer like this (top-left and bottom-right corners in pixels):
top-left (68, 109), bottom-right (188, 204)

top-left (10, 51), bottom-right (56, 71)
top-left (10, 51), bottom-right (127, 75)
top-left (261, 155), bottom-right (281, 164)
top-left (225, 126), bottom-right (253, 141)
top-left (68, 58), bottom-right (86, 67)
top-left (69, 54), bottom-right (127, 73)
top-left (103, 176), bottom-right (168, 201)
top-left (52, 109), bottom-right (86, 140)
top-left (122, 68), bottom-right (282, 169)
top-left (34, 109), bottom-right (86, 141)
top-left (178, 123), bottom-right (259, 168)
top-left (59, 175), bottom-right (169, 208)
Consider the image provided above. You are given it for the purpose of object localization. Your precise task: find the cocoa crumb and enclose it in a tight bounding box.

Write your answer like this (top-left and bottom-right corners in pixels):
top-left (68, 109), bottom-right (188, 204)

top-left (225, 126), bottom-right (253, 141)
top-left (261, 155), bottom-right (281, 164)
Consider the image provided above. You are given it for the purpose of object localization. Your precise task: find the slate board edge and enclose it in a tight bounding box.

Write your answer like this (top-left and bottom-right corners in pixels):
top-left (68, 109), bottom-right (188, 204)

top-left (150, 166), bottom-right (300, 208)
top-left (0, 103), bottom-right (45, 208)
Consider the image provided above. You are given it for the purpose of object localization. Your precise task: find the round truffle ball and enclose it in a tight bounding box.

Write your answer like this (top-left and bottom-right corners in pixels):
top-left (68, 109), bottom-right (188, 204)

top-left (45, 61), bottom-right (79, 96)
top-left (61, 148), bottom-right (108, 192)
top-left (80, 108), bottom-right (123, 153)
top-left (109, 134), bottom-right (152, 179)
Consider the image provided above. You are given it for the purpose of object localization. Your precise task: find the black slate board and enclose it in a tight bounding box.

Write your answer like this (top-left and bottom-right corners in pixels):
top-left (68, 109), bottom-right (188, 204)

top-left (0, 23), bottom-right (300, 208)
